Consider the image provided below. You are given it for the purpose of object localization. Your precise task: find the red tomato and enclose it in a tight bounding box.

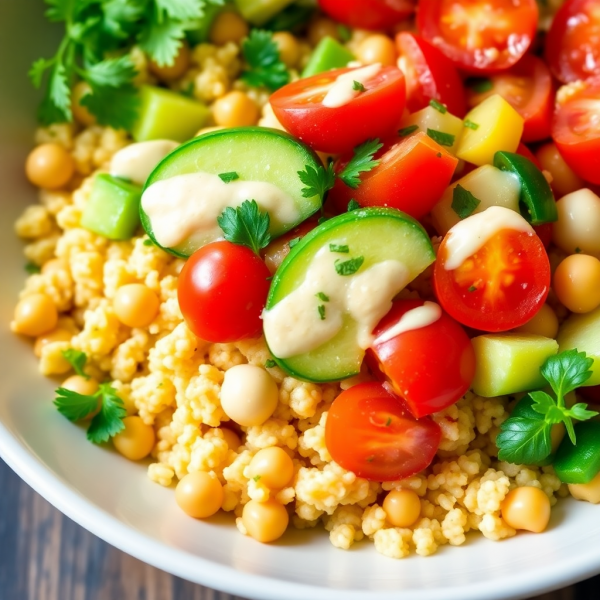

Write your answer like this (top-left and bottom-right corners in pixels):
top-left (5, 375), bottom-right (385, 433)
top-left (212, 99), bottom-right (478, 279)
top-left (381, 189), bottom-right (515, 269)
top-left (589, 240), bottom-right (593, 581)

top-left (325, 382), bottom-right (441, 481)
top-left (396, 32), bottom-right (466, 117)
top-left (517, 142), bottom-right (542, 169)
top-left (433, 228), bottom-right (551, 332)
top-left (552, 77), bottom-right (600, 185)
top-left (328, 132), bottom-right (458, 219)
top-left (579, 385), bottom-right (600, 404)
top-left (533, 223), bottom-right (553, 249)
top-left (318, 0), bottom-right (415, 30)
top-left (417, 0), bottom-right (538, 73)
top-left (466, 55), bottom-right (554, 142)
top-left (270, 66), bottom-right (406, 154)
top-left (366, 300), bottom-right (475, 418)
top-left (545, 0), bottom-right (600, 84)
top-left (178, 241), bottom-right (270, 343)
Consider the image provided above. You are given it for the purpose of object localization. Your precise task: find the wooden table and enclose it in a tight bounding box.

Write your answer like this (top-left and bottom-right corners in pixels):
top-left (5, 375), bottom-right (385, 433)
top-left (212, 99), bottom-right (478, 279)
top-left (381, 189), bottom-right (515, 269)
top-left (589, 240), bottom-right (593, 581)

top-left (0, 459), bottom-right (596, 600)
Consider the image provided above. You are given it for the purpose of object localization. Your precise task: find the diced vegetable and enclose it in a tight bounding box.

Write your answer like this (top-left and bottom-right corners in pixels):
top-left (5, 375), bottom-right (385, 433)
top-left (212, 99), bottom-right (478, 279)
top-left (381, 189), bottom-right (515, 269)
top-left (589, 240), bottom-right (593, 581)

top-left (233, 0), bottom-right (296, 25)
top-left (81, 174), bottom-right (142, 240)
top-left (301, 36), bottom-right (356, 78)
top-left (569, 472), bottom-right (600, 504)
top-left (398, 105), bottom-right (464, 154)
top-left (554, 421), bottom-right (600, 484)
top-left (471, 333), bottom-right (559, 397)
top-left (131, 86), bottom-right (210, 143)
top-left (456, 95), bottom-right (524, 167)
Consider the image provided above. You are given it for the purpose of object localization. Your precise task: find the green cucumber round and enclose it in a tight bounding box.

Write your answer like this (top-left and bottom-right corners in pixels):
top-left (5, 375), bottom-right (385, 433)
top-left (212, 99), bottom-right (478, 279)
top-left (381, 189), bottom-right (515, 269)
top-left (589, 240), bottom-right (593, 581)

top-left (140, 127), bottom-right (323, 258)
top-left (265, 208), bottom-right (435, 382)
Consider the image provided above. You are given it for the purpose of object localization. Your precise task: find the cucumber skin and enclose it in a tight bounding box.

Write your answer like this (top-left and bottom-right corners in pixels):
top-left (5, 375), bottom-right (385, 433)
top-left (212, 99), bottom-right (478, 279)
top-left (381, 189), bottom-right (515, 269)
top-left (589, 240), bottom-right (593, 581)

top-left (266, 207), bottom-right (435, 382)
top-left (140, 127), bottom-right (323, 258)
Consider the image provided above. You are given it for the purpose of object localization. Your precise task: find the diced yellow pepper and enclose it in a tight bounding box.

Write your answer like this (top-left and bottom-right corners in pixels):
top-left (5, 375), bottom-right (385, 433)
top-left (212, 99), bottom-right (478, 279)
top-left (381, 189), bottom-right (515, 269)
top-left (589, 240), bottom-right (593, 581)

top-left (399, 105), bottom-right (464, 155)
top-left (456, 95), bottom-right (524, 167)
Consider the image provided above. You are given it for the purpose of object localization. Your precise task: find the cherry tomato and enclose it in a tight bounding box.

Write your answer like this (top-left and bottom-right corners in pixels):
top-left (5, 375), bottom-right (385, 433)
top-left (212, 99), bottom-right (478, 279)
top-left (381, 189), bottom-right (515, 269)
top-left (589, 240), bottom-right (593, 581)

top-left (517, 142), bottom-right (542, 169)
top-left (417, 0), bottom-right (538, 73)
top-left (533, 223), bottom-right (553, 249)
top-left (318, 0), bottom-right (415, 30)
top-left (366, 300), bottom-right (475, 419)
top-left (552, 77), bottom-right (600, 185)
top-left (270, 66), bottom-right (406, 154)
top-left (545, 0), bottom-right (600, 84)
top-left (328, 132), bottom-right (458, 219)
top-left (178, 241), bottom-right (271, 343)
top-left (325, 382), bottom-right (441, 481)
top-left (466, 55), bottom-right (554, 142)
top-left (433, 229), bottom-right (551, 332)
top-left (396, 32), bottom-right (466, 117)
top-left (262, 218), bottom-right (318, 274)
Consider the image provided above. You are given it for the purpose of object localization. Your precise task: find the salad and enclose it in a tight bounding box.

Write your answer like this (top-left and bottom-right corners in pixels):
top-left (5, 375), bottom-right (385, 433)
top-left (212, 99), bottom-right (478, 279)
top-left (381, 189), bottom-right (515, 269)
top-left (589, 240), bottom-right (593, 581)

top-left (11, 0), bottom-right (600, 558)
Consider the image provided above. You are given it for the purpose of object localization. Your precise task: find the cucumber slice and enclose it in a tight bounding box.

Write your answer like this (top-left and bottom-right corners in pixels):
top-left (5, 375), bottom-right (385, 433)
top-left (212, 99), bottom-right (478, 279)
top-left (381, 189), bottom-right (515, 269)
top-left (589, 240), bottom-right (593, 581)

top-left (265, 208), bottom-right (435, 382)
top-left (141, 127), bottom-right (323, 258)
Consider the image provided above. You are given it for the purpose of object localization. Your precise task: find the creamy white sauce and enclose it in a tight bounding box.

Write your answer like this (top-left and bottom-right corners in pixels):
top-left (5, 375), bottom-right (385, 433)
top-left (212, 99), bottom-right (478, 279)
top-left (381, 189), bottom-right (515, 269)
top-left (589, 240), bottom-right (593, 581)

top-left (263, 244), bottom-right (409, 358)
top-left (444, 206), bottom-right (534, 271)
top-left (322, 63), bottom-right (382, 108)
top-left (141, 172), bottom-right (300, 249)
top-left (110, 140), bottom-right (178, 185)
top-left (375, 301), bottom-right (442, 344)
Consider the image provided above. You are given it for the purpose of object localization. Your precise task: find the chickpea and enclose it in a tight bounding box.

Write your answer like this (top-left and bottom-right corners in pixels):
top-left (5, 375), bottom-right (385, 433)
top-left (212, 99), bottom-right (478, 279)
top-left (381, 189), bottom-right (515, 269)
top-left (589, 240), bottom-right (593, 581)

top-left (149, 42), bottom-right (191, 81)
top-left (34, 328), bottom-right (72, 358)
top-left (212, 91), bottom-right (259, 128)
top-left (248, 447), bottom-right (294, 489)
top-left (71, 81), bottom-right (96, 126)
top-left (25, 143), bottom-right (75, 190)
top-left (536, 143), bottom-right (584, 198)
top-left (553, 189), bottom-right (600, 257)
top-left (357, 34), bottom-right (397, 66)
top-left (62, 375), bottom-right (101, 420)
top-left (220, 364), bottom-right (279, 426)
top-left (382, 489), bottom-right (421, 528)
top-left (112, 416), bottom-right (155, 461)
top-left (219, 427), bottom-right (242, 450)
top-left (176, 471), bottom-right (224, 518)
top-left (501, 486), bottom-right (551, 533)
top-left (12, 293), bottom-right (58, 337)
top-left (514, 304), bottom-right (559, 338)
top-left (113, 284), bottom-right (160, 328)
top-left (569, 471), bottom-right (600, 504)
top-left (209, 11), bottom-right (249, 46)
top-left (553, 254), bottom-right (600, 313)
top-left (307, 18), bottom-right (340, 46)
top-left (271, 32), bottom-right (301, 67)
top-left (242, 499), bottom-right (289, 543)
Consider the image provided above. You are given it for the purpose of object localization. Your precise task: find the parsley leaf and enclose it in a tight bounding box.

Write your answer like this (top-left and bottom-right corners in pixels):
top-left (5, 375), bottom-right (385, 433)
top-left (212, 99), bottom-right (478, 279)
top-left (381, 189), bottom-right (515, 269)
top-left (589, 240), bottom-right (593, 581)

top-left (541, 349), bottom-right (595, 401)
top-left (84, 55), bottom-right (138, 88)
top-left (217, 199), bottom-right (271, 255)
top-left (61, 349), bottom-right (89, 379)
top-left (265, 359), bottom-right (276, 368)
top-left (318, 305), bottom-right (326, 320)
top-left (338, 139), bottom-right (383, 189)
top-left (298, 162), bottom-right (335, 200)
top-left (54, 387), bottom-right (100, 422)
top-left (497, 412), bottom-right (552, 465)
top-left (219, 171), bottom-right (239, 183)
top-left (347, 199), bottom-right (360, 211)
top-left (352, 80), bottom-right (366, 92)
top-left (429, 99), bottom-right (447, 114)
top-left (24, 262), bottom-right (41, 274)
top-left (241, 30), bottom-right (290, 91)
top-left (451, 185), bottom-right (481, 219)
top-left (80, 82), bottom-right (140, 131)
top-left (335, 256), bottom-right (364, 276)
top-left (398, 124), bottom-right (418, 137)
top-left (427, 129), bottom-right (455, 147)
top-left (329, 244), bottom-right (349, 253)
top-left (87, 384), bottom-right (127, 444)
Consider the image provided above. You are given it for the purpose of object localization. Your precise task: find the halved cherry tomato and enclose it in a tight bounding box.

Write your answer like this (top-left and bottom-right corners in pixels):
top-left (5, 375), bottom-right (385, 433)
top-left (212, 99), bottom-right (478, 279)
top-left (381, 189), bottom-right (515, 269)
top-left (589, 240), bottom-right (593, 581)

top-left (545, 0), bottom-right (600, 84)
top-left (327, 131), bottom-right (458, 219)
top-left (517, 142), bottom-right (542, 169)
top-left (417, 0), bottom-right (538, 73)
top-left (325, 382), bottom-right (441, 481)
top-left (270, 66), bottom-right (406, 154)
top-left (396, 32), bottom-right (466, 117)
top-left (366, 300), bottom-right (475, 418)
top-left (466, 55), bottom-right (554, 142)
top-left (262, 218), bottom-right (318, 274)
top-left (178, 241), bottom-right (271, 343)
top-left (318, 0), bottom-right (415, 30)
top-left (552, 77), bottom-right (600, 185)
top-left (434, 228), bottom-right (551, 332)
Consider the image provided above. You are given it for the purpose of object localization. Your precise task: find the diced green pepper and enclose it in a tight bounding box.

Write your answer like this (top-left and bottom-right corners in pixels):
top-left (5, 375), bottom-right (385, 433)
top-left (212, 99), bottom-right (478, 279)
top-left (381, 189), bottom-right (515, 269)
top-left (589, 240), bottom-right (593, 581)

top-left (233, 0), bottom-right (295, 25)
top-left (493, 151), bottom-right (558, 225)
top-left (554, 421), bottom-right (600, 484)
top-left (131, 86), bottom-right (210, 143)
top-left (81, 174), bottom-right (142, 240)
top-left (302, 37), bottom-right (355, 78)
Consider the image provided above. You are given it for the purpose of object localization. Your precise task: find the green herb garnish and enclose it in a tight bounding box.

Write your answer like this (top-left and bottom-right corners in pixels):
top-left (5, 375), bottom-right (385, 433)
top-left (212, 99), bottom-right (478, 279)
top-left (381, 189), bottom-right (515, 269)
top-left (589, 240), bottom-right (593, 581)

top-left (217, 199), bottom-right (271, 256)
top-left (219, 171), bottom-right (239, 183)
top-left (316, 292), bottom-right (330, 302)
top-left (241, 29), bottom-right (290, 91)
top-left (25, 262), bottom-right (41, 274)
top-left (329, 244), bottom-right (349, 253)
top-left (338, 139), bottom-right (383, 189)
top-left (61, 349), bottom-right (89, 379)
top-left (467, 77), bottom-right (493, 93)
top-left (427, 129), bottom-right (455, 147)
top-left (335, 256), bottom-right (364, 276)
top-left (468, 285), bottom-right (477, 292)
top-left (265, 359), bottom-right (276, 368)
top-left (318, 305), bottom-right (326, 320)
top-left (464, 119), bottom-right (480, 130)
top-left (429, 99), bottom-right (447, 114)
top-left (352, 80), bottom-right (366, 92)
top-left (347, 199), bottom-right (360, 211)
top-left (298, 161), bottom-right (336, 200)
top-left (451, 184), bottom-right (481, 219)
top-left (398, 124), bottom-right (418, 137)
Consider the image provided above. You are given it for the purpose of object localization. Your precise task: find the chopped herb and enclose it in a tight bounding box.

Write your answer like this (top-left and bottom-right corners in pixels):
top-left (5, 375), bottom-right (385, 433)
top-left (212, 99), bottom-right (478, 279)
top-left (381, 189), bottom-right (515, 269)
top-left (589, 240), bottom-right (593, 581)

top-left (253, 475), bottom-right (262, 482)
top-left (157, 382), bottom-right (163, 388)
top-left (337, 24), bottom-right (351, 42)
top-left (217, 199), bottom-right (271, 256)
top-left (437, 152), bottom-right (442, 158)
top-left (318, 305), bottom-right (326, 320)
top-left (347, 199), bottom-right (360, 211)
top-left (452, 185), bottom-right (481, 219)
top-left (265, 359), bottom-right (277, 368)
top-left (181, 81), bottom-right (195, 98)
top-left (338, 139), bottom-right (383, 189)
top-left (218, 171), bottom-right (239, 183)
top-left (427, 129), bottom-right (455, 147)
top-left (352, 80), bottom-right (366, 92)
top-left (366, 455), bottom-right (375, 462)
top-left (575, 247), bottom-right (582, 253)
top-left (241, 29), bottom-right (290, 91)
top-left (468, 285), bottom-right (477, 292)
top-left (288, 237), bottom-right (301, 249)
top-left (61, 349), bottom-right (89, 379)
top-left (298, 161), bottom-right (336, 200)
top-left (318, 215), bottom-right (330, 225)
top-left (429, 99), bottom-right (447, 114)
top-left (467, 77), bottom-right (493, 93)
top-left (329, 243), bottom-right (349, 253)
top-left (24, 262), bottom-right (41, 274)
top-left (266, 276), bottom-right (273, 281)
top-left (385, 417), bottom-right (392, 427)
top-left (335, 256), bottom-right (364, 276)
top-left (316, 292), bottom-right (330, 302)
top-left (143, 239), bottom-right (155, 246)
top-left (398, 124), bottom-right (418, 137)
top-left (464, 119), bottom-right (480, 130)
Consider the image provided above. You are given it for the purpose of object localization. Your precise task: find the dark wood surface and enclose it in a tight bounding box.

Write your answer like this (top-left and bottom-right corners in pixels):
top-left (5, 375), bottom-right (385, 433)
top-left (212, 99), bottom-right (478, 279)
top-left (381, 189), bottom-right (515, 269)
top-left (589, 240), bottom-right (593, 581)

top-left (0, 459), bottom-right (597, 600)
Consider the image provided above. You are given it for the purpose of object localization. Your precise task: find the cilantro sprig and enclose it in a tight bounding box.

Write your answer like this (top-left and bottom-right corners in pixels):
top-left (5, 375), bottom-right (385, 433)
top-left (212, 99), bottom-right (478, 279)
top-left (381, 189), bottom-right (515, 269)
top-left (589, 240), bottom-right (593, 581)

top-left (497, 350), bottom-right (599, 465)
top-left (241, 29), bottom-right (290, 91)
top-left (338, 139), bottom-right (383, 189)
top-left (217, 199), bottom-right (271, 256)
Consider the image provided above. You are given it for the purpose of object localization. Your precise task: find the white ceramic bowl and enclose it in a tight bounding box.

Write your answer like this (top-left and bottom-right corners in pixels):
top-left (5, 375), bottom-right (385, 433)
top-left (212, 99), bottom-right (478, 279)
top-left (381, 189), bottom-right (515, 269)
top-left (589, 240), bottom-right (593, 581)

top-left (2, 3), bottom-right (600, 599)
